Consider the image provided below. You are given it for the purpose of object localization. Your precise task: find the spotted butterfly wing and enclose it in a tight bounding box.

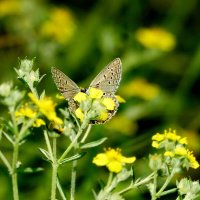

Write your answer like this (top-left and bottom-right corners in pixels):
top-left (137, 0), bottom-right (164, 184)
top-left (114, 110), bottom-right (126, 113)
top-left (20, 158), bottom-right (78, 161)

top-left (88, 58), bottom-right (122, 124)
top-left (51, 67), bottom-right (80, 112)
top-left (51, 67), bottom-right (80, 100)
top-left (88, 58), bottom-right (122, 96)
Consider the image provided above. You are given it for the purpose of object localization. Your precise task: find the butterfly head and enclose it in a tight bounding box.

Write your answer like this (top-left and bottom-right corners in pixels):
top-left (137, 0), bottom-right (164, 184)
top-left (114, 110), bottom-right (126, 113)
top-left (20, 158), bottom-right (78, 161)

top-left (80, 87), bottom-right (87, 93)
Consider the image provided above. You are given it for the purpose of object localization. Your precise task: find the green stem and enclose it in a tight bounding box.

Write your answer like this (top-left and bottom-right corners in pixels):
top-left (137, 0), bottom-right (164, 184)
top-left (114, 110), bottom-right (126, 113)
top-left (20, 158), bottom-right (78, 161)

top-left (155, 169), bottom-right (175, 199)
top-left (44, 130), bottom-right (53, 161)
top-left (118, 172), bottom-right (155, 195)
top-left (58, 120), bottom-right (88, 163)
top-left (51, 138), bottom-right (58, 200)
top-left (152, 170), bottom-right (158, 199)
top-left (70, 159), bottom-right (77, 200)
top-left (159, 188), bottom-right (177, 197)
top-left (70, 128), bottom-right (80, 200)
top-left (0, 150), bottom-right (12, 172)
top-left (29, 86), bottom-right (39, 99)
top-left (11, 140), bottom-right (19, 200)
top-left (106, 172), bottom-right (113, 188)
top-left (19, 117), bottom-right (37, 139)
top-left (57, 176), bottom-right (67, 200)
top-left (80, 124), bottom-right (92, 143)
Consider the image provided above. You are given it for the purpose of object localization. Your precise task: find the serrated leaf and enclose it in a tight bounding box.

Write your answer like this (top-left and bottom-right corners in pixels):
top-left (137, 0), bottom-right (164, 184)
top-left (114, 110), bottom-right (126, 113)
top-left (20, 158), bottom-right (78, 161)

top-left (80, 137), bottom-right (107, 149)
top-left (39, 148), bottom-right (52, 161)
top-left (59, 152), bottom-right (86, 165)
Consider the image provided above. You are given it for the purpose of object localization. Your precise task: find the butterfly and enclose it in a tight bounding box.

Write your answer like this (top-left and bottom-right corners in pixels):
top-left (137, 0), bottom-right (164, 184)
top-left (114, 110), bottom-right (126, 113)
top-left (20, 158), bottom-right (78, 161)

top-left (51, 58), bottom-right (122, 124)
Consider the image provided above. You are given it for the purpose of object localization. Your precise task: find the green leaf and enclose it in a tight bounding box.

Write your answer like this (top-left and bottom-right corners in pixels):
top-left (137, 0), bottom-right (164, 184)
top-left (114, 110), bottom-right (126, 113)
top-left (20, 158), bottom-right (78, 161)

top-left (80, 137), bottom-right (107, 149)
top-left (0, 126), bottom-right (3, 141)
top-left (3, 131), bottom-right (14, 144)
top-left (39, 148), bottom-right (52, 161)
top-left (59, 152), bottom-right (86, 165)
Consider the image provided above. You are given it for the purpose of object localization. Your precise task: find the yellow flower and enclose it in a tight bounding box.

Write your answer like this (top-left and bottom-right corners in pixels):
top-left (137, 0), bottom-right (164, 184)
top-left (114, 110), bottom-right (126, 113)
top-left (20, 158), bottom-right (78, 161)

top-left (187, 151), bottom-right (199, 169)
top-left (33, 119), bottom-right (45, 127)
top-left (121, 78), bottom-right (160, 100)
top-left (174, 147), bottom-right (187, 156)
top-left (28, 93), bottom-right (63, 125)
top-left (152, 141), bottom-right (160, 148)
top-left (89, 88), bottom-right (103, 99)
top-left (93, 148), bottom-right (136, 173)
top-left (75, 108), bottom-right (84, 122)
top-left (164, 151), bottom-right (174, 157)
top-left (115, 95), bottom-right (126, 103)
top-left (164, 129), bottom-right (181, 141)
top-left (0, 0), bottom-right (20, 17)
top-left (73, 88), bottom-right (118, 123)
top-left (101, 98), bottom-right (115, 110)
top-left (98, 111), bottom-right (109, 121)
top-left (40, 7), bottom-right (76, 44)
top-left (135, 27), bottom-right (176, 52)
top-left (15, 103), bottom-right (45, 128)
top-left (178, 137), bottom-right (188, 145)
top-left (152, 133), bottom-right (165, 142)
top-left (73, 92), bottom-right (87, 103)
top-left (15, 104), bottom-right (37, 118)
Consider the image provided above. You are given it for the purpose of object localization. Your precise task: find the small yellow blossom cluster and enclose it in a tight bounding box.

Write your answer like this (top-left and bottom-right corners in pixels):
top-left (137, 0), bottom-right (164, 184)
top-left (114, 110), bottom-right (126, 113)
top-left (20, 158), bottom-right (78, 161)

top-left (73, 88), bottom-right (116, 123)
top-left (93, 148), bottom-right (136, 173)
top-left (135, 27), bottom-right (176, 52)
top-left (28, 93), bottom-right (63, 126)
top-left (15, 103), bottom-right (45, 127)
top-left (40, 7), bottom-right (76, 44)
top-left (152, 129), bottom-right (199, 169)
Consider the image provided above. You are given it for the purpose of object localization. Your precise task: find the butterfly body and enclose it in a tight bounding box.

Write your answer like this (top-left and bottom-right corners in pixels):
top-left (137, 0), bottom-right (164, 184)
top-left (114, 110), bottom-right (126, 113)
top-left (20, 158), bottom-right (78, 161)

top-left (51, 58), bottom-right (122, 124)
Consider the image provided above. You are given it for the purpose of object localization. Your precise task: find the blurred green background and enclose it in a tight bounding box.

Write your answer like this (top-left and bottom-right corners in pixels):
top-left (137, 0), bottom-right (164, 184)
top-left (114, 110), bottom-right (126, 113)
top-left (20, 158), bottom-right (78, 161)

top-left (0, 0), bottom-right (200, 199)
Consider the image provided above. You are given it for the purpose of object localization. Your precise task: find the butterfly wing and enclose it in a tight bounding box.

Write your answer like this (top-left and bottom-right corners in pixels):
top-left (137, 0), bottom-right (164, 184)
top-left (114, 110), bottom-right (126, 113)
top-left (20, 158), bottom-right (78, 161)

top-left (89, 58), bottom-right (122, 95)
top-left (51, 67), bottom-right (80, 100)
top-left (88, 58), bottom-right (122, 124)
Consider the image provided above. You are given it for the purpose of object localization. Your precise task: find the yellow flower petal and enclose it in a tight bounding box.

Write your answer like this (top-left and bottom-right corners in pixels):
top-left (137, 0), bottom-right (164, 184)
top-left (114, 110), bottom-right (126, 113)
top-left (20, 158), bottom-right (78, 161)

top-left (174, 147), bottom-right (187, 156)
top-left (101, 98), bottom-right (115, 110)
top-left (152, 141), bottom-right (160, 148)
top-left (28, 92), bottom-right (63, 125)
top-left (115, 95), bottom-right (126, 103)
top-left (15, 104), bottom-right (37, 118)
top-left (93, 148), bottom-right (136, 173)
top-left (152, 133), bottom-right (165, 142)
top-left (178, 137), bottom-right (188, 145)
top-left (33, 119), bottom-right (46, 127)
top-left (73, 92), bottom-right (87, 103)
top-left (99, 111), bottom-right (109, 121)
top-left (75, 108), bottom-right (84, 121)
top-left (120, 156), bottom-right (136, 164)
top-left (187, 151), bottom-right (199, 169)
top-left (92, 153), bottom-right (108, 166)
top-left (107, 160), bottom-right (122, 173)
top-left (165, 129), bottom-right (180, 141)
top-left (164, 151), bottom-right (174, 157)
top-left (89, 88), bottom-right (103, 99)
